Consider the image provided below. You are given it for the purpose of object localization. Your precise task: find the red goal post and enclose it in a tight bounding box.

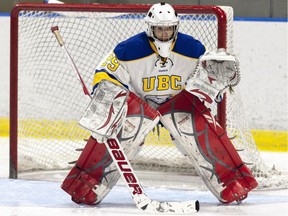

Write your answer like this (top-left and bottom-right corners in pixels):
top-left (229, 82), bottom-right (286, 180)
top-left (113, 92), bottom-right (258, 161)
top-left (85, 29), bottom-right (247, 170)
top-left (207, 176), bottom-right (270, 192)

top-left (10, 3), bottom-right (286, 190)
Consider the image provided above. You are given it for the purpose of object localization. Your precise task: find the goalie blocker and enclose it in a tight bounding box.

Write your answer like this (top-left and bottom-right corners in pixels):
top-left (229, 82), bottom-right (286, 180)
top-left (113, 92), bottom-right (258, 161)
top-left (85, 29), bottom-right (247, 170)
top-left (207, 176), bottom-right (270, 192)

top-left (158, 90), bottom-right (258, 203)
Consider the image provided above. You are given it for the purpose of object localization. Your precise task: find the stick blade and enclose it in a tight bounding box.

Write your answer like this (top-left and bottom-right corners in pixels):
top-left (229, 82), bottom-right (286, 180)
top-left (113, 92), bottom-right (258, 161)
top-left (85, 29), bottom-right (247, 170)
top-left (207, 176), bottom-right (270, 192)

top-left (136, 197), bottom-right (200, 214)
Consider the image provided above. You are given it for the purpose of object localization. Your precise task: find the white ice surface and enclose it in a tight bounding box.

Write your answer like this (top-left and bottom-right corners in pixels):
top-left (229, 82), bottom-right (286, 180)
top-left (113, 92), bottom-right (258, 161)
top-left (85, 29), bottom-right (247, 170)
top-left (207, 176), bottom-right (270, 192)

top-left (0, 137), bottom-right (287, 216)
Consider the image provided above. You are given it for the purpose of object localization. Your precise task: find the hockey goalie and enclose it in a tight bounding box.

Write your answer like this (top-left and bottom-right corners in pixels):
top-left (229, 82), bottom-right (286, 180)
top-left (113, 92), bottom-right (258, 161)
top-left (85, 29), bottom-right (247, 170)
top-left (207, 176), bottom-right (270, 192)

top-left (61, 2), bottom-right (258, 207)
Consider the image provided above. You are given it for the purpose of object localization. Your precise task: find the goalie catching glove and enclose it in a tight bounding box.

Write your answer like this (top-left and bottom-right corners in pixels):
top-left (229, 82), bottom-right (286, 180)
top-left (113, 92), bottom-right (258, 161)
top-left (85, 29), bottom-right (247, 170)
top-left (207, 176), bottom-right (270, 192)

top-left (186, 48), bottom-right (240, 104)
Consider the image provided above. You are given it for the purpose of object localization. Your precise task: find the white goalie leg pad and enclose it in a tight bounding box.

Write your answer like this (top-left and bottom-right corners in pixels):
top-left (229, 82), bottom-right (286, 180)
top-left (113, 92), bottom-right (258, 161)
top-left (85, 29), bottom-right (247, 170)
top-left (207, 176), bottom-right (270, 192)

top-left (79, 79), bottom-right (128, 139)
top-left (160, 112), bottom-right (228, 201)
top-left (158, 90), bottom-right (257, 203)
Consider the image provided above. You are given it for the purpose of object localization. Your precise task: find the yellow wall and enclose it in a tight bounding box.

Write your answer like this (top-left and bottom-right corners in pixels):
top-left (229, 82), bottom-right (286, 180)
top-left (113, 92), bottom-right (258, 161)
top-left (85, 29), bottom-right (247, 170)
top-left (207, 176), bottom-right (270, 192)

top-left (1, 117), bottom-right (287, 152)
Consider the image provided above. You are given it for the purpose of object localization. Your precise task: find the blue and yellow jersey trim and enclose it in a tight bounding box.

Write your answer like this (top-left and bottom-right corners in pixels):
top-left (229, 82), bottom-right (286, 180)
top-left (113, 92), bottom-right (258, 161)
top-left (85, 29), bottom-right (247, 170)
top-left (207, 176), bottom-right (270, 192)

top-left (92, 69), bottom-right (128, 93)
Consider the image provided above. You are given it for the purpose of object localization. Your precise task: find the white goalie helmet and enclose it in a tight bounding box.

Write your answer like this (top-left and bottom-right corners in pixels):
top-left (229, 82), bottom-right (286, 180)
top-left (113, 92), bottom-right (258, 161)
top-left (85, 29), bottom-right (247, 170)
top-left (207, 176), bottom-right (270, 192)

top-left (144, 3), bottom-right (179, 58)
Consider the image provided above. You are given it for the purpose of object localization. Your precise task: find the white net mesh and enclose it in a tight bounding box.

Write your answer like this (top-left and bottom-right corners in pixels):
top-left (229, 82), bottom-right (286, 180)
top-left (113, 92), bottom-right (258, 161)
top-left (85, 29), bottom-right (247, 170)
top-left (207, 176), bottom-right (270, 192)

top-left (11, 3), bottom-right (287, 189)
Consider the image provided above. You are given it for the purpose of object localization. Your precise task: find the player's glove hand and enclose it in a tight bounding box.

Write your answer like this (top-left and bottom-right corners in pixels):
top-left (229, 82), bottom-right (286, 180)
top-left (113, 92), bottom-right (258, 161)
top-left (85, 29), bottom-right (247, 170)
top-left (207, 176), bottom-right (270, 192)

top-left (185, 49), bottom-right (240, 104)
top-left (200, 48), bottom-right (240, 87)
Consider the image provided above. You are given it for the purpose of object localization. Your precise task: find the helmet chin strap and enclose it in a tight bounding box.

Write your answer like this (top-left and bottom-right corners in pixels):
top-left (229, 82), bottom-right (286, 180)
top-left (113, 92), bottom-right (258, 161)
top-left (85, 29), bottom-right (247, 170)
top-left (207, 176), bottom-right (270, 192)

top-left (148, 37), bottom-right (175, 58)
top-left (154, 40), bottom-right (172, 58)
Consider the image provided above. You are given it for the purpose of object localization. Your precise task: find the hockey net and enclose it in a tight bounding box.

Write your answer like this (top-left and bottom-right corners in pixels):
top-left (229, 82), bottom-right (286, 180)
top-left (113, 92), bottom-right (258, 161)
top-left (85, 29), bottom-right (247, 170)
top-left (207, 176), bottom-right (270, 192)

top-left (10, 3), bottom-right (287, 189)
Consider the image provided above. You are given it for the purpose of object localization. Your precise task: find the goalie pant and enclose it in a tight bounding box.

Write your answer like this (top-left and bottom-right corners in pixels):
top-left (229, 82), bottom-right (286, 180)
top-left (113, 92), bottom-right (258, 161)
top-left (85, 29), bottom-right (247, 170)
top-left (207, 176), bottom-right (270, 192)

top-left (61, 91), bottom-right (159, 205)
top-left (158, 89), bottom-right (258, 203)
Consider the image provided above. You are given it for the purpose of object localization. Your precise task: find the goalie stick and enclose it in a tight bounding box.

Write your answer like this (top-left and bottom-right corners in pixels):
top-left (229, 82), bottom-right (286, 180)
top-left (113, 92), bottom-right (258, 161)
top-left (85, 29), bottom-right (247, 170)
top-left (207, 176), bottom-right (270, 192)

top-left (51, 26), bottom-right (91, 99)
top-left (51, 26), bottom-right (199, 214)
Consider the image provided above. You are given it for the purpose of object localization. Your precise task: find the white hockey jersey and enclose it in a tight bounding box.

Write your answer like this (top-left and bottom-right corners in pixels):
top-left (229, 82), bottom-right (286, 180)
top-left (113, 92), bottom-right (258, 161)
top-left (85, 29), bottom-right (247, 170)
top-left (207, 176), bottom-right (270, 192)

top-left (92, 32), bottom-right (205, 108)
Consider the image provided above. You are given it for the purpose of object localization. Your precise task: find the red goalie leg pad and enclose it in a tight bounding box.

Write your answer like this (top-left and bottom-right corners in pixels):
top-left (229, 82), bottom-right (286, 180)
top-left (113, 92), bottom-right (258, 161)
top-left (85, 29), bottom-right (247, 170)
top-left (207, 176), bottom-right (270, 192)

top-left (61, 136), bottom-right (113, 205)
top-left (158, 90), bottom-right (258, 203)
top-left (61, 92), bottom-right (158, 205)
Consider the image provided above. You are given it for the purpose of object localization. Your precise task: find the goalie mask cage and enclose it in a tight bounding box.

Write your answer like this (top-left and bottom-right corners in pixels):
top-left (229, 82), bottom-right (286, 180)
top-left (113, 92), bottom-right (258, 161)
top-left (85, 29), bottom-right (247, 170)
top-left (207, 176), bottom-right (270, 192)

top-left (10, 3), bottom-right (287, 189)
